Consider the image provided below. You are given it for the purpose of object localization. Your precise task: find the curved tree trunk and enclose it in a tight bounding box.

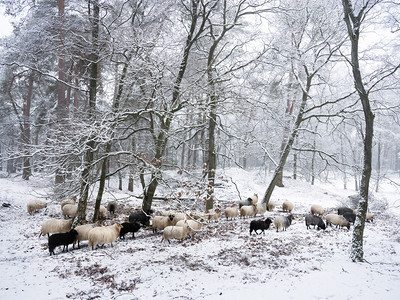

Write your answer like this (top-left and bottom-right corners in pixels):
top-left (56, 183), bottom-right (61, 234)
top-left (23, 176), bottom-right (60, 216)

top-left (342, 0), bottom-right (374, 263)
top-left (141, 0), bottom-right (203, 214)
top-left (263, 76), bottom-right (311, 205)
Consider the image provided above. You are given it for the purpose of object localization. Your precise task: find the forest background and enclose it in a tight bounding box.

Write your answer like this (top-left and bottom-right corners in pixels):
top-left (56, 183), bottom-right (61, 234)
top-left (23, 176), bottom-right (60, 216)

top-left (0, 0), bottom-right (399, 260)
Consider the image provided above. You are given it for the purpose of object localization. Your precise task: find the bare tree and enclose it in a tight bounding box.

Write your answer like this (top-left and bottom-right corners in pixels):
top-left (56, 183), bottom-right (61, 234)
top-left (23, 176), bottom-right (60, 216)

top-left (7, 70), bottom-right (34, 180)
top-left (342, 0), bottom-right (378, 262)
top-left (55, 0), bottom-right (68, 184)
top-left (262, 0), bottom-right (344, 206)
top-left (140, 0), bottom-right (210, 213)
top-left (76, 0), bottom-right (100, 224)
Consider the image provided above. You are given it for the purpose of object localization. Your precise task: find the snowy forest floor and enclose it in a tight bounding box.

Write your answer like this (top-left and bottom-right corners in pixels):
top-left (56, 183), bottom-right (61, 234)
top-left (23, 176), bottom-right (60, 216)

top-left (0, 168), bottom-right (400, 300)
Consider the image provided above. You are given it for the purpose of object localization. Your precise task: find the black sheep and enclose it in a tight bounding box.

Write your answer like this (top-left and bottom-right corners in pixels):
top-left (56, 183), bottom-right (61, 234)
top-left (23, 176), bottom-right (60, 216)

top-left (238, 198), bottom-right (252, 209)
top-left (305, 214), bottom-right (326, 230)
top-left (119, 222), bottom-right (141, 239)
top-left (107, 202), bottom-right (117, 214)
top-left (48, 229), bottom-right (78, 256)
top-left (337, 207), bottom-right (353, 215)
top-left (129, 210), bottom-right (153, 226)
top-left (343, 212), bottom-right (356, 224)
top-left (249, 218), bottom-right (272, 235)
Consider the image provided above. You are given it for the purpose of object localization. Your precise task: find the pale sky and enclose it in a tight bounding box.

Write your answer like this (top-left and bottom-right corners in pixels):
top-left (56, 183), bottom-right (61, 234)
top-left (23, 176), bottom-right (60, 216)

top-left (0, 6), bottom-right (13, 38)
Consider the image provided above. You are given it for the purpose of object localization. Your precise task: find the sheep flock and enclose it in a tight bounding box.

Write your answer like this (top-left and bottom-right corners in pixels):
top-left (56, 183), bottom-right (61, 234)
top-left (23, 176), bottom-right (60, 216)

top-left (28, 193), bottom-right (375, 256)
top-left (3, 172), bottom-right (398, 300)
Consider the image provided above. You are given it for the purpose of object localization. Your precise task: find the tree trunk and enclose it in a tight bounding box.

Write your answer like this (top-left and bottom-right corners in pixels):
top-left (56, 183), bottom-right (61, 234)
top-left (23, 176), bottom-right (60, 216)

top-left (310, 125), bottom-right (318, 185)
top-left (206, 62), bottom-right (217, 210)
top-left (128, 137), bottom-right (136, 192)
top-left (342, 0), bottom-right (374, 263)
top-left (92, 144), bottom-right (109, 223)
top-left (141, 0), bottom-right (202, 213)
top-left (293, 152), bottom-right (297, 180)
top-left (206, 106), bottom-right (217, 211)
top-left (341, 132), bottom-right (347, 189)
top-left (128, 172), bottom-right (134, 192)
top-left (55, 0), bottom-right (68, 184)
top-left (263, 76), bottom-right (311, 205)
top-left (142, 174), bottom-right (158, 213)
top-left (77, 0), bottom-right (100, 224)
top-left (22, 71), bottom-right (34, 180)
top-left (277, 76), bottom-right (297, 187)
top-left (375, 136), bottom-right (381, 193)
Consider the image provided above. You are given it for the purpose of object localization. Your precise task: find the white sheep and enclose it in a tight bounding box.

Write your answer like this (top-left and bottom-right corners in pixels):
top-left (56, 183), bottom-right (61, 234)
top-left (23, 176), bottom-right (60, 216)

top-left (39, 218), bottom-right (74, 238)
top-left (249, 194), bottom-right (258, 205)
top-left (87, 223), bottom-right (123, 250)
top-left (206, 208), bottom-right (221, 222)
top-left (27, 200), bottom-right (47, 215)
top-left (60, 196), bottom-right (76, 210)
top-left (310, 204), bottom-right (324, 216)
top-left (161, 211), bottom-right (188, 225)
top-left (325, 213), bottom-right (350, 230)
top-left (240, 204), bottom-right (257, 218)
top-left (152, 215), bottom-right (175, 233)
top-left (256, 203), bottom-right (267, 216)
top-left (176, 219), bottom-right (202, 237)
top-left (62, 204), bottom-right (77, 219)
top-left (99, 205), bottom-right (107, 218)
top-left (224, 205), bottom-right (238, 220)
top-left (274, 215), bottom-right (294, 232)
top-left (267, 201), bottom-right (276, 211)
top-left (161, 221), bottom-right (189, 243)
top-left (161, 210), bottom-right (177, 216)
top-left (353, 210), bottom-right (374, 222)
top-left (282, 201), bottom-right (294, 213)
top-left (172, 212), bottom-right (188, 225)
top-left (73, 224), bottom-right (96, 248)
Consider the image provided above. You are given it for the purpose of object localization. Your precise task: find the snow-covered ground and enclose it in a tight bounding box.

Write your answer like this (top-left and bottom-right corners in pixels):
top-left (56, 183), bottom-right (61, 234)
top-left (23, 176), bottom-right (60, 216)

top-left (0, 169), bottom-right (399, 300)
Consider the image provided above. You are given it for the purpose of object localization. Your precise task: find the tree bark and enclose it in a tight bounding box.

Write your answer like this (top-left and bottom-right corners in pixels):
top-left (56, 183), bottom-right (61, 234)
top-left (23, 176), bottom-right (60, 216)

top-left (55, 0), bottom-right (68, 184)
top-left (342, 0), bottom-right (375, 263)
top-left (204, 0), bottom-right (243, 210)
top-left (77, 0), bottom-right (100, 224)
top-left (375, 136), bottom-right (381, 193)
top-left (310, 124), bottom-right (318, 185)
top-left (276, 81), bottom-right (297, 187)
top-left (22, 71), bottom-right (34, 180)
